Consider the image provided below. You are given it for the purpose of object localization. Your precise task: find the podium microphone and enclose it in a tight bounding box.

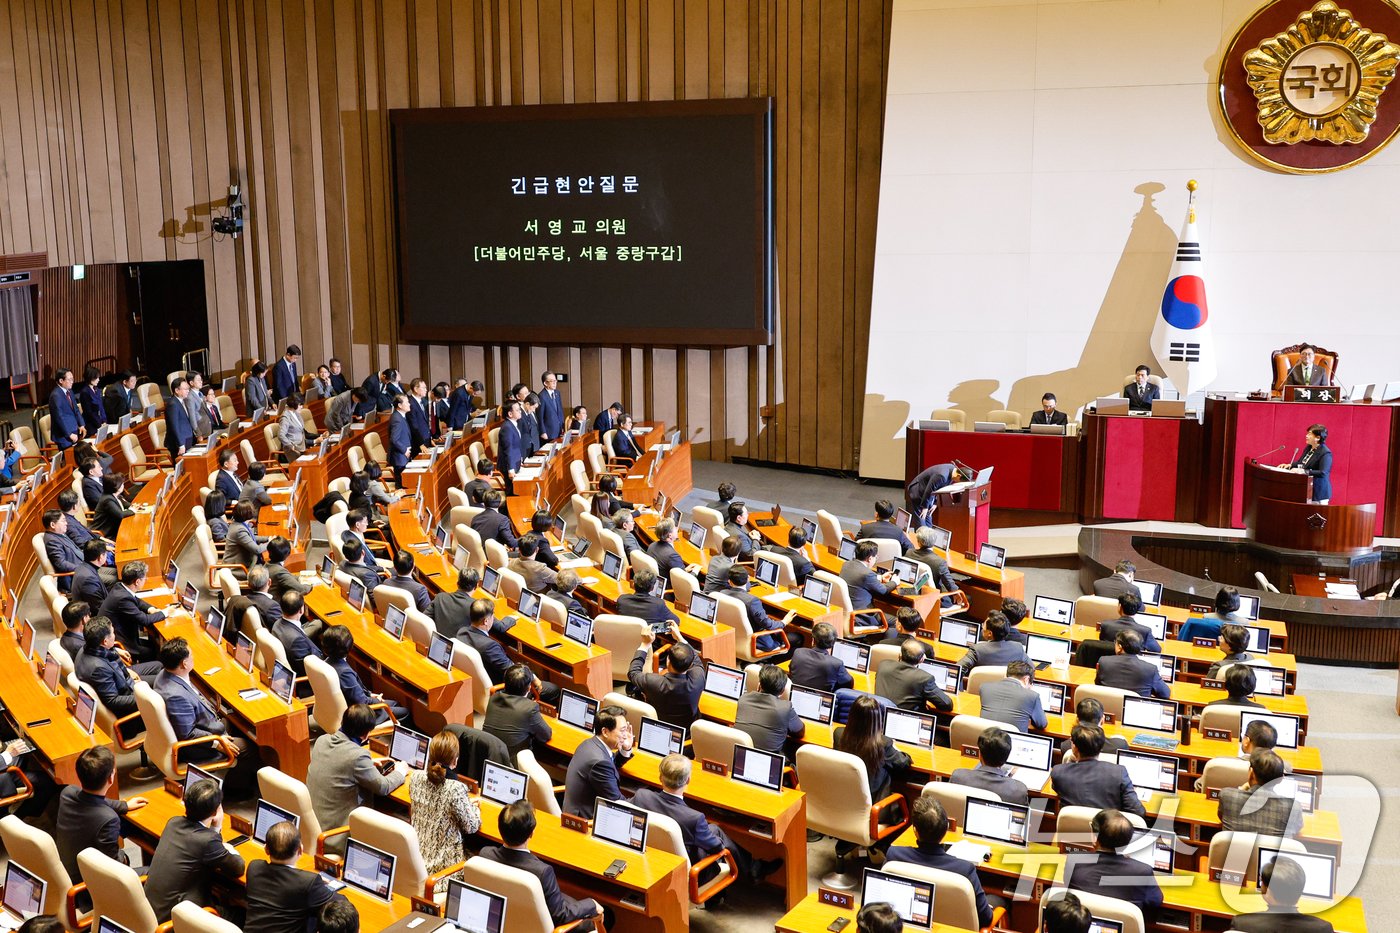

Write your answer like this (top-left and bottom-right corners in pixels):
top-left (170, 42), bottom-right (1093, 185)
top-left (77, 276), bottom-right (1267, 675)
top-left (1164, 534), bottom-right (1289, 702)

top-left (1289, 447), bottom-right (1299, 466)
top-left (1251, 444), bottom-right (1284, 464)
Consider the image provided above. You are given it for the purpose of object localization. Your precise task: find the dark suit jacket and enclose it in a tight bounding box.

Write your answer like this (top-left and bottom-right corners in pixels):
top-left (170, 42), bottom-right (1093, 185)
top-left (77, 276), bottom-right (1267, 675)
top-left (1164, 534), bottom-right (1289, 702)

top-left (143, 814), bottom-right (246, 921)
top-left (770, 544), bottom-right (815, 584)
top-left (958, 639), bottom-right (1031, 672)
top-left (563, 735), bottom-right (628, 817)
top-left (1029, 409), bottom-right (1069, 426)
top-left (100, 585), bottom-right (164, 652)
top-left (497, 420), bottom-right (524, 476)
top-left (1292, 443), bottom-right (1333, 501)
top-left (443, 386), bottom-right (471, 429)
top-left (388, 573), bottom-right (432, 613)
top-left (628, 649), bottom-right (704, 724)
top-left (907, 548), bottom-right (960, 594)
top-left (245, 860), bottom-right (342, 933)
top-left (1096, 654), bottom-right (1171, 698)
top-left (1231, 908), bottom-right (1335, 931)
top-left (1059, 733), bottom-right (1129, 759)
top-left (875, 660), bottom-right (953, 712)
top-left (155, 670), bottom-right (223, 740)
top-left (1285, 362), bottom-right (1331, 387)
top-left (59, 629), bottom-right (86, 660)
top-left (49, 387), bottom-right (83, 446)
top-left (462, 478), bottom-right (494, 507)
top-left (72, 561), bottom-right (109, 609)
top-left (429, 590), bottom-right (475, 638)
top-left (720, 586), bottom-right (773, 636)
top-left (45, 531), bottom-right (83, 589)
top-left (329, 372), bottom-right (349, 395)
top-left (840, 559), bottom-right (890, 610)
top-left (56, 785), bottom-right (130, 882)
top-left (271, 357), bottom-right (299, 400)
top-left (461, 625), bottom-right (512, 685)
top-left (91, 493), bottom-right (132, 539)
top-left (613, 427), bottom-right (642, 460)
top-left (82, 475), bottom-right (104, 511)
top-left (1123, 381), bottom-right (1161, 411)
top-left (267, 562), bottom-right (312, 600)
top-left (215, 469), bottom-right (243, 504)
top-left (907, 462), bottom-right (956, 509)
top-left (647, 540), bottom-right (686, 578)
top-left (1066, 850), bottom-right (1162, 924)
top-left (388, 411), bottom-right (411, 468)
top-left (886, 843), bottom-right (995, 928)
top-left (338, 559), bottom-right (382, 596)
top-left (1093, 573), bottom-right (1138, 600)
top-left (164, 398), bottom-right (195, 457)
top-left (77, 383), bottom-right (106, 433)
top-left (855, 519), bottom-right (912, 553)
top-left (789, 647), bottom-right (854, 693)
top-left (593, 411), bottom-right (617, 433)
top-left (631, 788), bottom-right (732, 863)
top-left (832, 727), bottom-right (910, 801)
top-left (483, 692), bottom-right (553, 758)
top-left (978, 678), bottom-right (1048, 732)
top-left (406, 396), bottom-right (432, 450)
top-left (1100, 616), bottom-right (1162, 653)
top-left (519, 411), bottom-right (541, 456)
top-left (75, 646), bottom-right (136, 711)
top-left (948, 763), bottom-right (1031, 805)
top-left (272, 618), bottom-right (323, 675)
top-left (734, 692), bottom-right (804, 755)
top-left (616, 593), bottom-right (679, 627)
top-left (471, 508), bottom-right (519, 549)
top-left (1219, 784), bottom-right (1302, 837)
top-left (478, 845), bottom-right (597, 924)
top-left (224, 520), bottom-right (267, 569)
top-left (103, 384), bottom-right (135, 424)
top-left (1050, 758), bottom-right (1146, 817)
top-left (538, 388), bottom-right (564, 440)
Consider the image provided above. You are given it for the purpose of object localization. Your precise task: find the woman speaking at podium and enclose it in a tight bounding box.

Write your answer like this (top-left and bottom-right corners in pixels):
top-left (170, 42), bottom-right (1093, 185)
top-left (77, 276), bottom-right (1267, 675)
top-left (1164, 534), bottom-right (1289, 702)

top-left (1289, 424), bottom-right (1332, 504)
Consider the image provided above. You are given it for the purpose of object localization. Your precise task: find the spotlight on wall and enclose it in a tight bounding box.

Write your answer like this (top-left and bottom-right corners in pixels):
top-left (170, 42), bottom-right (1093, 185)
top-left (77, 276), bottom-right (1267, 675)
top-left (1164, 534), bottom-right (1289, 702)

top-left (212, 182), bottom-right (245, 239)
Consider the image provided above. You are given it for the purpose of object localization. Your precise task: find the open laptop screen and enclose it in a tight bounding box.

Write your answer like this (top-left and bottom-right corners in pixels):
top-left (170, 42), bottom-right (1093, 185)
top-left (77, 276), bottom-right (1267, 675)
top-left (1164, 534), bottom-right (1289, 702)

top-left (962, 798), bottom-right (1029, 845)
top-left (1132, 580), bottom-right (1163, 606)
top-left (883, 708), bottom-right (935, 749)
top-left (1032, 595), bottom-right (1074, 625)
top-left (342, 838), bottom-right (396, 900)
top-left (389, 725), bottom-right (430, 769)
top-left (1241, 710), bottom-right (1301, 748)
top-left (832, 638), bottom-right (871, 673)
top-left (443, 879), bottom-right (508, 933)
top-left (558, 689), bottom-right (598, 731)
top-left (591, 798), bottom-right (648, 852)
top-left (1, 861), bottom-right (45, 921)
top-left (480, 760), bottom-right (530, 805)
top-left (253, 799), bottom-right (300, 844)
top-left (703, 662), bottom-right (744, 700)
top-left (789, 685), bottom-right (835, 725)
top-left (1114, 749), bottom-right (1179, 793)
top-left (731, 745), bottom-right (784, 791)
top-left (859, 868), bottom-right (933, 931)
top-left (1121, 696), bottom-right (1178, 733)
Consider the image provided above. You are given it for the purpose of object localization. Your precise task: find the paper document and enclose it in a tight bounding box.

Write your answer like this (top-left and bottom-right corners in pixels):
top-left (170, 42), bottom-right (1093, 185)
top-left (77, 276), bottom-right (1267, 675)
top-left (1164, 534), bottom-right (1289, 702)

top-left (946, 840), bottom-right (991, 863)
top-left (765, 591), bottom-right (798, 605)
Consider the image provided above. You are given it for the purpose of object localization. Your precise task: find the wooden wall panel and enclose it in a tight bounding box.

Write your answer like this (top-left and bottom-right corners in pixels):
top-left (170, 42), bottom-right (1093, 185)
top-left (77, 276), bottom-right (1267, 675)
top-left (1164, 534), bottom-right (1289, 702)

top-left (0, 0), bottom-right (891, 472)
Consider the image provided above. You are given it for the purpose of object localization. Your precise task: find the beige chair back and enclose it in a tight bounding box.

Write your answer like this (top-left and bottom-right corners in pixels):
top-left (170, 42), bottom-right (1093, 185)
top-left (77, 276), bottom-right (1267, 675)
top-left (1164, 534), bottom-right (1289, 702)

top-left (538, 594), bottom-right (567, 630)
top-left (868, 643), bottom-right (902, 671)
top-left (796, 745), bottom-right (878, 846)
top-left (570, 460), bottom-right (591, 495)
top-left (137, 382), bottom-right (163, 410)
top-left (602, 691), bottom-right (656, 736)
top-left (172, 900), bottom-right (242, 932)
top-left (262, 424), bottom-right (282, 459)
top-left (241, 605), bottom-right (265, 641)
top-left (932, 409), bottom-right (967, 430)
top-left (1120, 373), bottom-right (1164, 388)
top-left (1199, 704), bottom-right (1260, 739)
top-left (304, 655), bottom-right (348, 733)
top-left (919, 781), bottom-right (1000, 829)
top-left (1075, 595), bottom-right (1122, 630)
top-left (47, 639), bottom-right (76, 683)
top-left (516, 749), bottom-right (561, 817)
top-left (363, 433), bottom-right (389, 469)
top-left (404, 608), bottom-right (434, 650)
top-left (461, 856), bottom-right (555, 933)
top-left (594, 614), bottom-right (648, 679)
top-left (691, 720), bottom-right (753, 769)
top-left (255, 628), bottom-right (287, 676)
top-left (324, 513), bottom-right (350, 562)
top-left (257, 767), bottom-right (323, 850)
top-left (691, 506), bottom-right (725, 540)
top-left (347, 445), bottom-right (367, 474)
top-left (1054, 805), bottom-right (1146, 849)
top-left (869, 538), bottom-right (902, 566)
top-left (629, 549), bottom-right (659, 580)
top-left (300, 408), bottom-right (318, 434)
top-left (670, 568), bottom-right (701, 609)
top-left (449, 504), bottom-right (484, 529)
top-left (964, 665), bottom-right (1009, 696)
top-left (120, 434), bottom-right (159, 482)
top-left (451, 642), bottom-right (491, 728)
top-left (1040, 888), bottom-right (1144, 933)
top-left (713, 591), bottom-right (762, 663)
top-left (0, 815), bottom-right (74, 924)
top-left (497, 566), bottom-right (525, 605)
top-left (349, 807), bottom-right (428, 899)
top-left (78, 847), bottom-right (158, 933)
top-left (949, 714), bottom-right (1019, 752)
top-left (328, 476), bottom-right (351, 497)
top-left (216, 394), bottom-right (237, 426)
top-left (134, 681), bottom-right (182, 778)
top-left (32, 533), bottom-right (56, 576)
top-left (446, 486), bottom-right (469, 510)
top-left (1071, 684), bottom-right (1132, 723)
top-left (483, 538), bottom-right (509, 571)
top-left (149, 419), bottom-right (167, 453)
top-left (884, 861), bottom-right (986, 931)
top-left (570, 494), bottom-right (591, 527)
top-left (602, 429), bottom-right (619, 459)
top-left (1206, 831), bottom-right (1305, 881)
top-left (598, 528), bottom-right (626, 560)
top-left (452, 454), bottom-right (471, 488)
top-left (1200, 757), bottom-right (1251, 794)
top-left (586, 444), bottom-right (606, 476)
top-left (372, 584), bottom-right (414, 620)
top-left (577, 512), bottom-right (606, 563)
top-left (193, 525), bottom-right (220, 575)
top-left (986, 409), bottom-right (1023, 430)
top-left (213, 567), bottom-right (240, 602)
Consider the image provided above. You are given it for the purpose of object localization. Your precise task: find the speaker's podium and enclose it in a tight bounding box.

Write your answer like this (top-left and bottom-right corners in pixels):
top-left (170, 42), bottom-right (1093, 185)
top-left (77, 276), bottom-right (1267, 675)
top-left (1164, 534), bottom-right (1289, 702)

top-left (1242, 459), bottom-right (1376, 553)
top-left (934, 478), bottom-right (993, 555)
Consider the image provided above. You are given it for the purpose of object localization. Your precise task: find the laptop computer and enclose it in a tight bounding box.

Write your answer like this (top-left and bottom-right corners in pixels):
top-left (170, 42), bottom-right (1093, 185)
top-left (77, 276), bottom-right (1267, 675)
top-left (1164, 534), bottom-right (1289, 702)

top-left (1113, 748), bottom-right (1179, 794)
top-left (0, 861), bottom-right (45, 928)
top-left (1150, 399), bottom-right (1187, 418)
top-left (1132, 580), bottom-right (1163, 606)
top-left (973, 421), bottom-right (1007, 433)
top-left (1030, 680), bottom-right (1066, 715)
top-left (859, 868), bottom-right (934, 930)
top-left (938, 617), bottom-right (979, 649)
top-left (1241, 710), bottom-right (1302, 748)
top-left (962, 798), bottom-right (1030, 846)
top-left (1095, 397), bottom-right (1130, 414)
top-left (731, 746), bottom-right (784, 791)
top-left (703, 662), bottom-right (744, 700)
top-left (252, 798), bottom-right (301, 844)
top-left (832, 638), bottom-right (871, 673)
top-left (558, 689), bottom-right (598, 731)
top-left (591, 798), bottom-right (649, 852)
top-left (789, 685), bottom-right (835, 725)
top-left (1004, 732), bottom-right (1055, 790)
top-left (563, 611), bottom-right (594, 646)
top-left (637, 717), bottom-right (687, 757)
top-left (388, 725), bottom-right (430, 770)
top-left (441, 879), bottom-right (508, 933)
top-left (883, 708), bottom-right (936, 749)
top-left (1032, 595), bottom-right (1075, 626)
top-left (1029, 423), bottom-right (1067, 435)
top-left (480, 760), bottom-right (530, 805)
top-left (342, 838), bottom-right (397, 901)
top-left (1257, 848), bottom-right (1335, 900)
top-left (1121, 696), bottom-right (1179, 733)
top-left (917, 658), bottom-right (962, 695)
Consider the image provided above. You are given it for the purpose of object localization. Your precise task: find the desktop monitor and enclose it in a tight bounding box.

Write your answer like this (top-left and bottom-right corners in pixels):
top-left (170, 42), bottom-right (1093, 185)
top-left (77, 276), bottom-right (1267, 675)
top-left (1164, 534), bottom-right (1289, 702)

top-left (75, 684), bottom-right (98, 734)
top-left (977, 543), bottom-right (1007, 569)
top-left (562, 612), bottom-right (594, 646)
top-left (601, 550), bottom-right (624, 581)
top-left (0, 861), bottom-right (46, 922)
top-left (688, 592), bottom-right (718, 623)
top-left (252, 799), bottom-right (300, 844)
top-left (1250, 665), bottom-right (1288, 697)
top-left (180, 582), bottom-right (198, 612)
top-left (637, 718), bottom-right (687, 757)
top-left (1241, 710), bottom-right (1301, 749)
top-left (1026, 633), bottom-right (1072, 667)
top-left (480, 760), bottom-right (530, 805)
top-left (688, 522), bottom-right (707, 550)
top-left (836, 538), bottom-right (858, 562)
top-left (789, 685), bottom-right (835, 725)
top-left (389, 725), bottom-right (430, 769)
top-left (883, 708), bottom-right (935, 749)
top-left (859, 868), bottom-right (934, 931)
top-left (1121, 696), bottom-right (1178, 733)
top-left (517, 588), bottom-right (543, 623)
top-left (203, 607), bottom-right (226, 645)
top-left (165, 559), bottom-right (180, 587)
top-left (268, 660), bottom-right (296, 705)
top-left (753, 554), bottom-right (781, 587)
top-left (443, 879), bottom-right (508, 933)
top-left (962, 798), bottom-right (1030, 845)
top-left (1140, 652), bottom-right (1175, 683)
top-left (800, 517), bottom-right (819, 544)
top-left (552, 514), bottom-right (568, 541)
top-left (832, 638), bottom-right (871, 673)
top-left (382, 604), bottom-right (407, 640)
top-left (427, 632), bottom-right (456, 669)
top-left (1030, 681), bottom-right (1066, 715)
top-left (1132, 579), bottom-right (1163, 606)
top-left (1257, 848), bottom-right (1335, 901)
top-left (346, 579), bottom-right (367, 612)
top-left (558, 689), bottom-right (598, 731)
top-left (342, 838), bottom-right (397, 901)
top-left (1114, 749), bottom-right (1179, 793)
top-left (703, 662), bottom-right (745, 700)
top-left (730, 745), bottom-right (784, 791)
top-left (800, 577), bottom-right (832, 607)
top-left (893, 507), bottom-right (913, 532)
top-left (917, 659), bottom-right (962, 695)
top-left (481, 566), bottom-right (500, 597)
top-left (1138, 612), bottom-right (1168, 641)
top-left (591, 798), bottom-right (648, 852)
top-left (938, 617), bottom-right (979, 649)
top-left (1242, 624), bottom-right (1271, 653)
top-left (1236, 594), bottom-right (1261, 620)
top-left (1032, 595), bottom-right (1075, 625)
top-left (1124, 828), bottom-right (1177, 874)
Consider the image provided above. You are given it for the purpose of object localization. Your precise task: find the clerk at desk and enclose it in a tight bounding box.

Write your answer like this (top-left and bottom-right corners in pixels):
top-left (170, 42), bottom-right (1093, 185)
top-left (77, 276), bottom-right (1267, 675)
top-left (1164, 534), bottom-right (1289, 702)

top-left (1028, 392), bottom-right (1068, 427)
top-left (1122, 365), bottom-right (1159, 412)
top-left (1288, 423), bottom-right (1333, 505)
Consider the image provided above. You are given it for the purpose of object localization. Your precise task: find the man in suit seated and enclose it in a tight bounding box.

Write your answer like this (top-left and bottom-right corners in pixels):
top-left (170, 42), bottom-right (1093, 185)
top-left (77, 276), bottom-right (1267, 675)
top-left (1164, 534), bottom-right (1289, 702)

top-left (1065, 808), bottom-right (1161, 925)
top-left (75, 617), bottom-right (161, 740)
top-left (548, 569), bottom-right (590, 617)
top-left (459, 598), bottom-right (562, 704)
top-left (42, 508), bottom-right (85, 592)
top-left (320, 624), bottom-right (410, 724)
top-left (214, 450), bottom-right (243, 503)
top-left (875, 639), bottom-right (953, 712)
top-left (593, 401), bottom-right (624, 433)
top-left (1219, 749), bottom-right (1303, 837)
top-left (704, 536), bottom-right (743, 593)
top-left (508, 533), bottom-right (557, 594)
top-left (1206, 624), bottom-right (1258, 679)
top-left (480, 801), bottom-right (609, 927)
top-left (56, 747), bottom-right (148, 885)
top-left (58, 489), bottom-right (113, 559)
top-left (265, 536), bottom-right (312, 603)
top-left (646, 518), bottom-right (701, 580)
top-left (633, 754), bottom-right (780, 885)
top-left (224, 500), bottom-right (268, 571)
top-left (427, 567), bottom-right (478, 637)
top-left (723, 501), bottom-right (761, 561)
top-left (617, 568), bottom-right (680, 629)
top-left (841, 539), bottom-right (895, 612)
top-left (978, 659), bottom-right (1048, 733)
top-left (612, 510), bottom-right (642, 557)
top-left (1041, 893), bottom-right (1093, 933)
top-left (102, 371), bottom-right (139, 425)
top-left (338, 538), bottom-right (384, 595)
top-left (247, 820), bottom-right (348, 930)
top-left (306, 703), bottom-right (407, 854)
top-left (155, 637), bottom-right (258, 794)
top-left (769, 526), bottom-right (816, 585)
top-left (225, 566), bottom-right (282, 635)
top-left (1095, 630), bottom-right (1171, 698)
top-left (1059, 697), bottom-right (1128, 760)
top-left (563, 704), bottom-right (633, 817)
top-left (1050, 725), bottom-right (1146, 818)
top-left (1099, 592), bottom-right (1162, 652)
top-left (886, 797), bottom-right (997, 928)
top-left (1230, 855), bottom-right (1335, 932)
top-left (720, 566), bottom-right (783, 652)
top-left (99, 560), bottom-right (167, 661)
top-left (57, 599), bottom-right (89, 660)
top-left (483, 664), bottom-right (553, 758)
top-left (1029, 392), bottom-right (1069, 427)
top-left (1093, 559), bottom-right (1138, 600)
top-left (958, 611), bottom-right (1032, 671)
top-left (905, 526), bottom-right (963, 607)
top-left (789, 621), bottom-right (854, 693)
top-left (877, 607), bottom-right (923, 646)
top-left (1122, 364), bottom-right (1160, 412)
top-left (999, 597), bottom-right (1031, 646)
top-left (628, 631), bottom-right (704, 725)
top-left (142, 777), bottom-right (246, 922)
top-left (471, 488), bottom-right (519, 550)
top-left (1284, 344), bottom-right (1331, 387)
top-left (703, 481), bottom-right (738, 515)
top-left (1207, 663), bottom-right (1266, 709)
top-left (386, 550), bottom-right (431, 613)
top-left (735, 665), bottom-right (805, 756)
top-left (948, 727), bottom-right (1031, 805)
top-left (271, 591), bottom-right (323, 677)
top-left (854, 498), bottom-right (913, 552)
top-left (462, 458), bottom-right (497, 506)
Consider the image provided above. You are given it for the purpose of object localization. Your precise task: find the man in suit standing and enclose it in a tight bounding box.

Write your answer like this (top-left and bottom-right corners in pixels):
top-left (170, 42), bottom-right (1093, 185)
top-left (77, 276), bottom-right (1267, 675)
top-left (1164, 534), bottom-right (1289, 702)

top-left (875, 639), bottom-right (954, 712)
top-left (538, 372), bottom-right (565, 441)
top-left (388, 392), bottom-right (412, 485)
top-left (563, 704), bottom-right (634, 817)
top-left (1049, 725), bottom-right (1146, 818)
top-left (855, 499), bottom-right (913, 552)
top-left (519, 393), bottom-right (543, 457)
top-left (978, 660), bottom-right (1048, 733)
top-left (1093, 559), bottom-right (1138, 600)
top-left (789, 621), bottom-right (854, 693)
top-left (734, 665), bottom-right (805, 756)
top-left (906, 462), bottom-right (967, 527)
top-left (326, 386), bottom-right (366, 432)
top-left (841, 539), bottom-right (895, 611)
top-left (1096, 630), bottom-right (1171, 698)
top-left (406, 378), bottom-right (432, 456)
top-left (479, 802), bottom-right (607, 926)
top-left (769, 526), bottom-right (816, 585)
top-left (56, 747), bottom-right (148, 884)
top-left (182, 372), bottom-right (209, 438)
top-left (99, 561), bottom-right (167, 661)
top-left (447, 378), bottom-right (482, 429)
top-left (102, 371), bottom-right (139, 424)
top-left (246, 820), bottom-right (347, 932)
top-left (483, 664), bottom-right (553, 758)
top-left (164, 377), bottom-right (196, 458)
top-left (307, 703), bottom-right (407, 853)
top-left (1099, 592), bottom-right (1162, 652)
top-left (1284, 345), bottom-right (1331, 387)
top-left (948, 728), bottom-right (1031, 805)
top-left (885, 797), bottom-right (997, 929)
top-left (1219, 749), bottom-right (1303, 836)
top-left (428, 567), bottom-right (479, 637)
top-left (143, 778), bottom-right (246, 922)
top-left (1122, 364), bottom-right (1160, 412)
top-left (593, 401), bottom-right (623, 433)
top-left (270, 344), bottom-right (302, 402)
top-left (1029, 392), bottom-right (1069, 427)
top-left (1065, 809), bottom-right (1161, 925)
top-left (628, 631), bottom-right (704, 724)
top-left (958, 611), bottom-right (1032, 671)
top-left (471, 489), bottom-right (519, 550)
top-left (497, 400), bottom-right (524, 494)
top-left (48, 368), bottom-right (85, 449)
top-left (1230, 856), bottom-right (1336, 932)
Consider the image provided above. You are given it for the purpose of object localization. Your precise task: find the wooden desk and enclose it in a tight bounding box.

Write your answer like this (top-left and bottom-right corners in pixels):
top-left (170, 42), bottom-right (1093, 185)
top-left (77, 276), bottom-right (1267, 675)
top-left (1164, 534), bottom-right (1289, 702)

top-left (577, 572), bottom-right (737, 668)
top-left (777, 893), bottom-right (978, 933)
top-left (905, 425), bottom-right (1081, 526)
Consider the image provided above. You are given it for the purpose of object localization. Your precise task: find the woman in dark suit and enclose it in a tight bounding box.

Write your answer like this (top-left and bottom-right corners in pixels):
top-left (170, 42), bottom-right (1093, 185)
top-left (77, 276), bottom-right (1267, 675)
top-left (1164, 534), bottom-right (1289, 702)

top-left (590, 473), bottom-right (633, 521)
top-left (832, 695), bottom-right (911, 865)
top-left (92, 473), bottom-right (135, 538)
top-left (1290, 423), bottom-right (1332, 504)
top-left (77, 366), bottom-right (107, 435)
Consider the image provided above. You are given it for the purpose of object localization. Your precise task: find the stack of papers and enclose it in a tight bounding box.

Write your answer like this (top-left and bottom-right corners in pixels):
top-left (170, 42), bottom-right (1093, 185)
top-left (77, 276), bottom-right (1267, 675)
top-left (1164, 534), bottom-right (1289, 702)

top-left (766, 591), bottom-right (797, 605)
top-left (1324, 582), bottom-right (1360, 599)
top-left (515, 467), bottom-right (542, 481)
top-left (946, 840), bottom-right (991, 863)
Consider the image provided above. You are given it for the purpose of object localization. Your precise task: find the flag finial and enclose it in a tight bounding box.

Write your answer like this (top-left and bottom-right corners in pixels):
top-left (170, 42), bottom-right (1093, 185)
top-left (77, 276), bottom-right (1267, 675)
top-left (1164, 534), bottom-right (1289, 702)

top-left (1186, 179), bottom-right (1198, 192)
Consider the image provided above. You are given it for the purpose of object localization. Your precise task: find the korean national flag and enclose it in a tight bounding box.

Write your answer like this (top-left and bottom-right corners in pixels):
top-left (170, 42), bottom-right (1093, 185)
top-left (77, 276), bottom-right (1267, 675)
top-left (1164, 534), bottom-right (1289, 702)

top-left (1151, 182), bottom-right (1218, 395)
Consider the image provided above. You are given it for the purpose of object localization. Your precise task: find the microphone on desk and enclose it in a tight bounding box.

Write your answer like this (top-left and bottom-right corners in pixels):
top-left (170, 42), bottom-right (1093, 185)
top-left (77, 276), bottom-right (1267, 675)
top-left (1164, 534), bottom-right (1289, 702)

top-left (1251, 444), bottom-right (1284, 464)
top-left (1289, 447), bottom-right (1299, 466)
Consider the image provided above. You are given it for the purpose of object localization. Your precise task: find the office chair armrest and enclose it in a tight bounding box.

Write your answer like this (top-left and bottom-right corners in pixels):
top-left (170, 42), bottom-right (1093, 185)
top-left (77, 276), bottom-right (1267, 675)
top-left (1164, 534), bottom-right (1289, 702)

top-left (112, 712), bottom-right (146, 752)
top-left (171, 734), bottom-right (237, 775)
top-left (552, 920), bottom-right (594, 933)
top-left (488, 682), bottom-right (506, 695)
top-left (316, 826), bottom-right (351, 857)
top-left (424, 860), bottom-right (469, 899)
top-left (690, 848), bottom-right (739, 903)
top-left (849, 608), bottom-right (888, 637)
top-left (869, 792), bottom-right (910, 841)
top-left (366, 702), bottom-right (398, 738)
top-left (982, 905), bottom-right (1007, 933)
top-left (937, 590), bottom-right (971, 615)
top-left (155, 922), bottom-right (173, 933)
top-left (17, 455), bottom-right (47, 473)
top-left (53, 571), bottom-right (75, 579)
top-left (0, 765), bottom-right (33, 809)
top-left (206, 562), bottom-right (249, 589)
top-left (749, 628), bottom-right (790, 659)
top-left (605, 456), bottom-right (635, 471)
top-left (782, 766), bottom-right (799, 790)
top-left (65, 882), bottom-right (91, 930)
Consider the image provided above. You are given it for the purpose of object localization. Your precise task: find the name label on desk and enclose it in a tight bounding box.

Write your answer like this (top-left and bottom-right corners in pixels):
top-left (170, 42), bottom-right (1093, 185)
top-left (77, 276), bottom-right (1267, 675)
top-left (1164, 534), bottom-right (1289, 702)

top-left (561, 813), bottom-right (590, 834)
top-left (1286, 386), bottom-right (1340, 404)
top-left (960, 744), bottom-right (980, 757)
top-left (1201, 678), bottom-right (1226, 690)
top-left (1206, 788), bottom-right (1223, 800)
top-left (701, 758), bottom-right (729, 777)
top-left (230, 814), bottom-right (253, 835)
top-left (818, 888), bottom-right (854, 910)
top-left (1212, 868), bottom-right (1245, 886)
top-left (1101, 713), bottom-right (1115, 724)
top-left (1193, 637), bottom-right (1217, 648)
top-left (1203, 727), bottom-right (1232, 741)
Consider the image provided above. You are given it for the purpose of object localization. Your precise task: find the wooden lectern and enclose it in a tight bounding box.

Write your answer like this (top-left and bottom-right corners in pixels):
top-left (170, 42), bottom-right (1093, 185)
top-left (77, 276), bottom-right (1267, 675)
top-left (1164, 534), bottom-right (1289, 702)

top-left (1242, 459), bottom-right (1375, 552)
top-left (935, 482), bottom-right (992, 555)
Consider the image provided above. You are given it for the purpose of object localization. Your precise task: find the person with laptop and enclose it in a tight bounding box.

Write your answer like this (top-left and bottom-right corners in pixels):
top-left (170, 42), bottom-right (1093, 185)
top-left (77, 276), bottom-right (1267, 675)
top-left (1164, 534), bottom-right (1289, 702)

top-left (142, 778), bottom-right (246, 922)
top-left (877, 607), bottom-right (923, 646)
top-left (1093, 559), bottom-right (1138, 601)
top-left (646, 518), bottom-right (703, 579)
top-left (977, 660), bottom-right (1048, 733)
top-left (902, 528), bottom-right (961, 605)
top-left (271, 590), bottom-right (323, 677)
top-left (789, 622), bottom-right (855, 693)
top-left (225, 565), bottom-right (282, 636)
top-left (155, 638), bottom-right (259, 791)
top-left (628, 630), bottom-right (704, 724)
top-left (722, 502), bottom-right (763, 560)
top-left (386, 550), bottom-right (431, 613)
top-left (508, 533), bottom-right (558, 594)
top-left (265, 535), bottom-right (313, 602)
top-left (321, 625), bottom-right (411, 724)
top-left (1029, 392), bottom-right (1069, 427)
top-left (338, 538), bottom-right (384, 595)
top-left (841, 539), bottom-right (896, 612)
top-left (631, 754), bottom-right (779, 885)
top-left (1206, 624), bottom-right (1257, 679)
top-left (458, 598), bottom-right (561, 703)
top-left (855, 499), bottom-right (913, 553)
top-left (948, 727), bottom-right (1031, 805)
top-left (1178, 586), bottom-right (1247, 642)
top-left (957, 611), bottom-right (1032, 672)
top-left (562, 704), bottom-right (634, 817)
top-left (1095, 631), bottom-right (1171, 699)
top-left (1065, 809), bottom-right (1161, 924)
top-left (833, 695), bottom-right (911, 864)
top-left (1206, 664), bottom-right (1265, 709)
top-left (99, 560), bottom-right (167, 662)
top-left (1122, 364), bottom-right (1160, 412)
top-left (886, 796), bottom-right (997, 928)
top-left (1229, 855), bottom-right (1336, 931)
top-left (75, 618), bottom-right (157, 741)
top-left (408, 730), bottom-right (481, 882)
top-left (1098, 592), bottom-right (1162, 652)
top-left (1219, 749), bottom-right (1303, 837)
top-left (720, 566), bottom-right (785, 652)
top-left (428, 567), bottom-right (480, 637)
top-left (1041, 891), bottom-right (1093, 932)
top-left (1059, 698), bottom-right (1128, 760)
top-left (703, 536), bottom-right (743, 593)
top-left (1050, 726), bottom-right (1146, 818)
top-left (547, 568), bottom-right (590, 617)
top-left (56, 747), bottom-right (148, 884)
top-left (734, 665), bottom-right (805, 757)
top-left (612, 510), bottom-right (643, 557)
top-left (471, 489), bottom-right (519, 549)
top-left (478, 801), bottom-right (607, 927)
top-left (245, 820), bottom-right (348, 933)
top-left (874, 639), bottom-right (954, 713)
top-left (308, 703), bottom-right (409, 855)
top-left (483, 664), bottom-right (554, 758)
top-left (615, 568), bottom-right (680, 629)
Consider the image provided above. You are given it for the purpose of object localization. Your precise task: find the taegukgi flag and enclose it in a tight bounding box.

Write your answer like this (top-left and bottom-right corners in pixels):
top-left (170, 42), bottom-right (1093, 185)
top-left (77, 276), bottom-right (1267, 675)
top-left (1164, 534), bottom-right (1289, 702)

top-left (1151, 180), bottom-right (1218, 395)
